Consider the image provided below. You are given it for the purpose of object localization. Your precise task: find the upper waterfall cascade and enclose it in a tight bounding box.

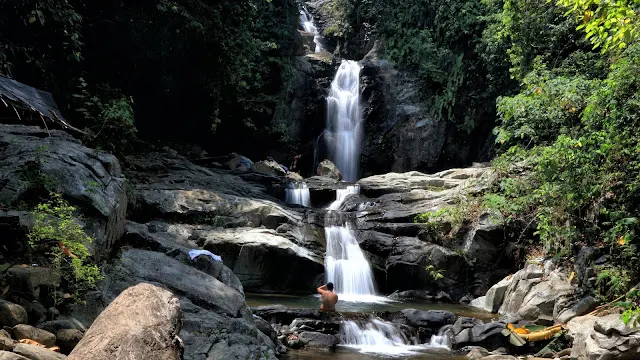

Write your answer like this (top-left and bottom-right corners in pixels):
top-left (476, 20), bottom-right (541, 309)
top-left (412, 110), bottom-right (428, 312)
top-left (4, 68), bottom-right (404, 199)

top-left (299, 8), bottom-right (324, 53)
top-left (326, 60), bottom-right (363, 182)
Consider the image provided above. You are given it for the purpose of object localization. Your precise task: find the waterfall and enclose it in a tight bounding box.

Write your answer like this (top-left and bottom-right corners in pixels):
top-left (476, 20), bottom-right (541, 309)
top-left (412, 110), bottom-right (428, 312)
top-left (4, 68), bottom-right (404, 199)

top-left (324, 185), bottom-right (385, 302)
top-left (340, 318), bottom-right (425, 356)
top-left (326, 60), bottom-right (362, 182)
top-left (285, 183), bottom-right (311, 207)
top-left (299, 8), bottom-right (323, 53)
top-left (328, 185), bottom-right (360, 210)
top-left (428, 327), bottom-right (453, 349)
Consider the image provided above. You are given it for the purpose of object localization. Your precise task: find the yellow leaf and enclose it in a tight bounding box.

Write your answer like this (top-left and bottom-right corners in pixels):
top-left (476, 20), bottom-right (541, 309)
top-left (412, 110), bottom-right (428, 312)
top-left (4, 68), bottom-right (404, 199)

top-left (28, 16), bottom-right (36, 24)
top-left (617, 236), bottom-right (626, 246)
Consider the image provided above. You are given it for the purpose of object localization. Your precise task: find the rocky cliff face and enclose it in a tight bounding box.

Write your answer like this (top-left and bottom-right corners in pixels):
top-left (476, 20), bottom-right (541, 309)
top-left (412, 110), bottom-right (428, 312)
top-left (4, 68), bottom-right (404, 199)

top-left (360, 50), bottom-right (448, 176)
top-left (0, 124), bottom-right (127, 257)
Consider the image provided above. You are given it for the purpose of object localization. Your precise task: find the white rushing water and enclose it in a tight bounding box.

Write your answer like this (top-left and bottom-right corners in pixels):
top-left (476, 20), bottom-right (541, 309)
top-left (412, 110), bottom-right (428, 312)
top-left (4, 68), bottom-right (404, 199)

top-left (324, 185), bottom-right (388, 303)
top-left (326, 60), bottom-right (362, 182)
top-left (428, 327), bottom-right (452, 349)
top-left (299, 8), bottom-right (323, 53)
top-left (340, 318), bottom-right (426, 356)
top-left (285, 183), bottom-right (311, 207)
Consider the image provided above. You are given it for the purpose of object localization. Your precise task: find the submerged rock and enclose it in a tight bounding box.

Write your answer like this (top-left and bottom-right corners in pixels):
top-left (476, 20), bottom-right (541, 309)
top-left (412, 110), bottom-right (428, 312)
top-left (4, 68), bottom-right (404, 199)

top-left (298, 332), bottom-right (337, 348)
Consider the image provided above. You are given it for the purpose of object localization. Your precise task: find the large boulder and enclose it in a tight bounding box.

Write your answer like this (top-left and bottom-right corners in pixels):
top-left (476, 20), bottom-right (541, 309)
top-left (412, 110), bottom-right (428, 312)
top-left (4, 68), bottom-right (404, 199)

top-left (100, 249), bottom-right (278, 359)
top-left (385, 238), bottom-right (467, 297)
top-left (68, 283), bottom-right (182, 360)
top-left (0, 125), bottom-right (127, 255)
top-left (251, 160), bottom-right (287, 177)
top-left (201, 227), bottom-right (325, 293)
top-left (0, 301), bottom-right (28, 327)
top-left (498, 261), bottom-right (575, 324)
top-left (316, 160), bottom-right (341, 180)
top-left (12, 325), bottom-right (56, 347)
top-left (569, 314), bottom-right (640, 360)
top-left (400, 309), bottom-right (456, 329)
top-left (470, 277), bottom-right (513, 313)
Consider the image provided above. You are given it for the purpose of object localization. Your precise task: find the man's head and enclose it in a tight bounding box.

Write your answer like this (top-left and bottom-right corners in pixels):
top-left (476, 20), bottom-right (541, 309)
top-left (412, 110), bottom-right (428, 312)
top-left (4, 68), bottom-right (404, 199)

top-left (326, 282), bottom-right (334, 292)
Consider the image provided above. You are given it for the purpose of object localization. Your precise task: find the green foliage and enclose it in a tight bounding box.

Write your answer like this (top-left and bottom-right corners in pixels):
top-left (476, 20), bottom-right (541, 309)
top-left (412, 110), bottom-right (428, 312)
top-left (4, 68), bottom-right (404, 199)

top-left (555, 0), bottom-right (640, 53)
top-left (495, 59), bottom-right (601, 148)
top-left (0, 0), bottom-right (82, 78)
top-left (70, 79), bottom-right (137, 154)
top-left (485, 43), bottom-right (640, 304)
top-left (28, 193), bottom-right (102, 297)
top-left (425, 264), bottom-right (445, 281)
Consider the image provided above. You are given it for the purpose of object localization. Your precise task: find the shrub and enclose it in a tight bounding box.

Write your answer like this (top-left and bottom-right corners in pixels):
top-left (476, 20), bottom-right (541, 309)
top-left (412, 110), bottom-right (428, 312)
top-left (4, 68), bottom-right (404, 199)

top-left (28, 193), bottom-right (102, 299)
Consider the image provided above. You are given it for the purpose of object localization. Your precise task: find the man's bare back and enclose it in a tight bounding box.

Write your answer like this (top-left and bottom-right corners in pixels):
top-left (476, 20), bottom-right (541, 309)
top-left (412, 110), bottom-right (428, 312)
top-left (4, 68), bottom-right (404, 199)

top-left (317, 283), bottom-right (338, 312)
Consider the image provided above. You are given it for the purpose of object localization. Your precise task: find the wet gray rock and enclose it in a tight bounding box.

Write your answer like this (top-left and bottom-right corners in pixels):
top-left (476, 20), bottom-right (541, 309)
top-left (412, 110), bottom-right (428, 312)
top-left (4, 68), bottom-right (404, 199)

top-left (251, 305), bottom-right (321, 325)
top-left (180, 298), bottom-right (277, 360)
top-left (0, 124), bottom-right (126, 255)
top-left (298, 332), bottom-right (337, 348)
top-left (12, 325), bottom-right (56, 347)
top-left (400, 309), bottom-right (456, 329)
top-left (452, 322), bottom-right (506, 347)
top-left (0, 300), bottom-right (28, 327)
top-left (385, 239), bottom-right (466, 296)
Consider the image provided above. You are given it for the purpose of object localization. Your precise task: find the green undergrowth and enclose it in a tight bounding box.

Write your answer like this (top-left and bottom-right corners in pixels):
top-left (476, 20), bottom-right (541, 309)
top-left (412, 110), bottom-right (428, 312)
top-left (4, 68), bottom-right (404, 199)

top-left (28, 193), bottom-right (102, 303)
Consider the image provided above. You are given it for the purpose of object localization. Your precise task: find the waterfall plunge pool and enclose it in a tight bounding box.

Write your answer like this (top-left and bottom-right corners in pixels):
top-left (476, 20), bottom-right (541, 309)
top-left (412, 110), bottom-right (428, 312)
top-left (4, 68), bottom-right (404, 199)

top-left (245, 293), bottom-right (496, 320)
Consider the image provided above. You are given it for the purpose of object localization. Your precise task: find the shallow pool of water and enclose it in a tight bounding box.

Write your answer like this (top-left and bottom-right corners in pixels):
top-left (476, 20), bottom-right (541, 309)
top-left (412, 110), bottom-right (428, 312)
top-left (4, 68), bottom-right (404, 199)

top-left (246, 293), bottom-right (496, 320)
top-left (283, 348), bottom-right (468, 360)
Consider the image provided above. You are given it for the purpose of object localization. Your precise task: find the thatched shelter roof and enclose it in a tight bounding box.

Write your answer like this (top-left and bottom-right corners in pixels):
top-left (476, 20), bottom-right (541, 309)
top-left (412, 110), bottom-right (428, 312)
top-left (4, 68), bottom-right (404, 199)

top-left (0, 75), bottom-right (83, 133)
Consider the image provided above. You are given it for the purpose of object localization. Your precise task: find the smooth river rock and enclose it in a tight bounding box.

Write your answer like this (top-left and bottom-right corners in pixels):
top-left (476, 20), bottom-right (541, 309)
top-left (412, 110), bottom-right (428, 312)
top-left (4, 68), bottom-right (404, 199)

top-left (68, 283), bottom-right (182, 360)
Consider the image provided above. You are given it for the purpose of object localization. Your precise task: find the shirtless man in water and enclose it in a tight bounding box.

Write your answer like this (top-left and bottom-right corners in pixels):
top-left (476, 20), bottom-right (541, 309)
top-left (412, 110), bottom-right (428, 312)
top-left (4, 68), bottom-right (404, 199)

top-left (317, 282), bottom-right (338, 312)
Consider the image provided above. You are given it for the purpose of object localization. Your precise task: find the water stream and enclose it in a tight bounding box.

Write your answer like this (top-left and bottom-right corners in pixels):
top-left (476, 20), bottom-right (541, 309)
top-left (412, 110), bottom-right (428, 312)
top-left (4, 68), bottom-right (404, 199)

top-left (285, 183), bottom-right (311, 207)
top-left (325, 61), bottom-right (363, 182)
top-left (299, 8), bottom-right (324, 53)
